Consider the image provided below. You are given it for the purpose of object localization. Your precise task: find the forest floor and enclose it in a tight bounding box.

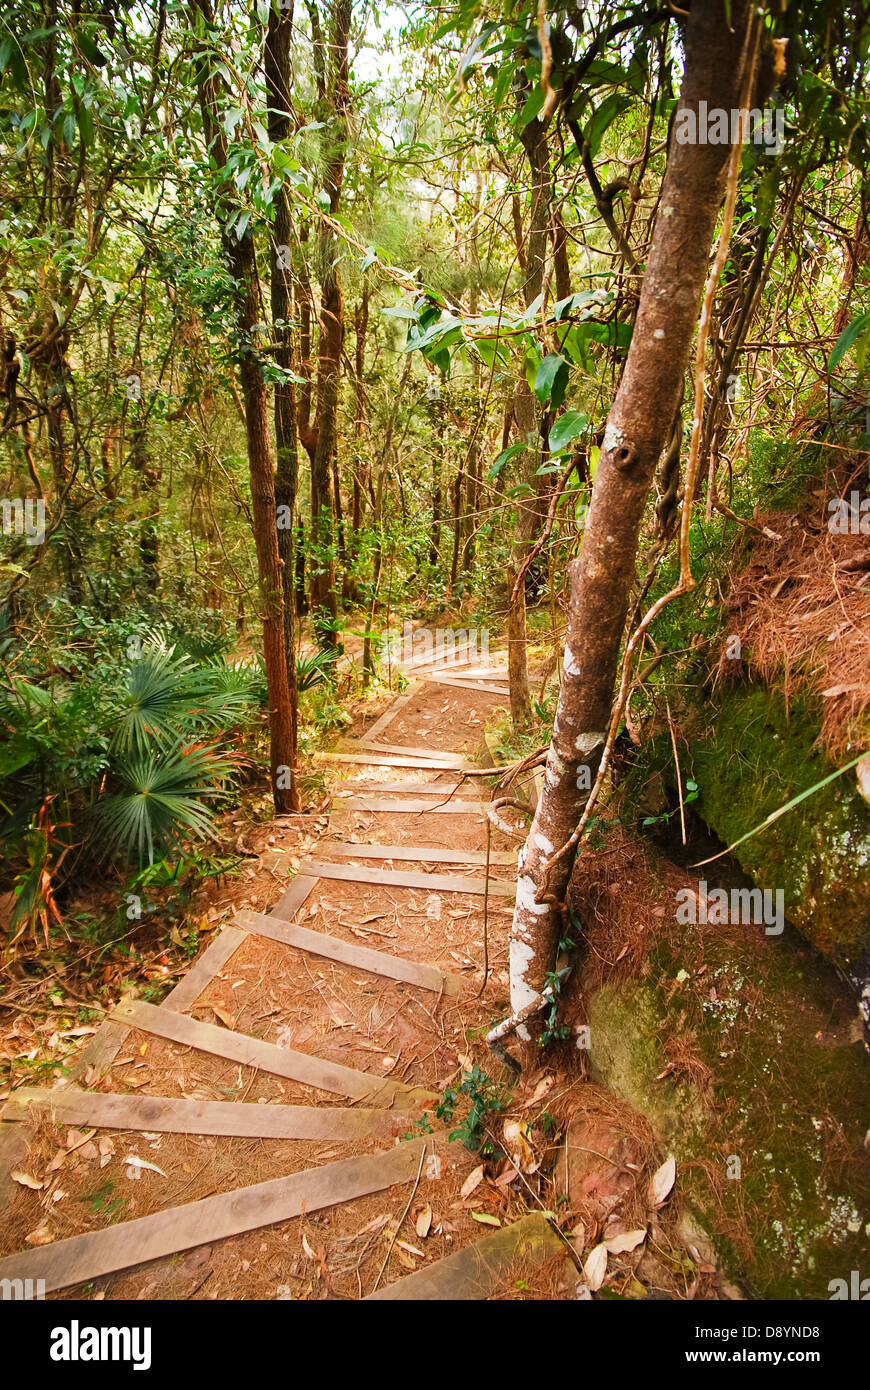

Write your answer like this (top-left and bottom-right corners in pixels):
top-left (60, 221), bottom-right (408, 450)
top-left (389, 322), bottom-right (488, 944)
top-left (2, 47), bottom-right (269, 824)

top-left (0, 655), bottom-right (727, 1300)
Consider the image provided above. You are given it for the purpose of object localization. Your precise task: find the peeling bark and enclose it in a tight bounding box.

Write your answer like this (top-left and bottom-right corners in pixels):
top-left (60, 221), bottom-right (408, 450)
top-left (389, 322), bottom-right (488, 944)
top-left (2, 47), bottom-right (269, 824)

top-left (509, 0), bottom-right (762, 1051)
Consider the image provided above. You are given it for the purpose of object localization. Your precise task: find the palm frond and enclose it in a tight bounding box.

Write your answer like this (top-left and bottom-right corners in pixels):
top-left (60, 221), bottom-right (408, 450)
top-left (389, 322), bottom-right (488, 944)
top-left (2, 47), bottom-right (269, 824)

top-left (92, 740), bottom-right (236, 866)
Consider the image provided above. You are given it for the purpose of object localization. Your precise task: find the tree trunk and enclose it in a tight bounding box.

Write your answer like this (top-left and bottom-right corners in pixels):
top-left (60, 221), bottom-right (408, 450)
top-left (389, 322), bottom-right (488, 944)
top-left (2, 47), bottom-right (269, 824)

top-left (266, 0), bottom-right (300, 806)
top-left (193, 0), bottom-right (297, 815)
top-left (509, 0), bottom-right (761, 1050)
top-left (507, 106), bottom-right (553, 725)
top-left (309, 0), bottom-right (352, 642)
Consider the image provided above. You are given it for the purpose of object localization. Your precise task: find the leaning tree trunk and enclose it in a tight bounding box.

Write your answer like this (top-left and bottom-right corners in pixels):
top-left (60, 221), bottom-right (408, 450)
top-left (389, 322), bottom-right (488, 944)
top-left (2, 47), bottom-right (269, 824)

top-left (509, 0), bottom-right (763, 1047)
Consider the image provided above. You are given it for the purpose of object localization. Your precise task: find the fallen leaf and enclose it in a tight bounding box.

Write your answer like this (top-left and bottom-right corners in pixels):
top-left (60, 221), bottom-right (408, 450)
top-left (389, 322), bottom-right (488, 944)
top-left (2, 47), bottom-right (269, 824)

top-left (353, 1214), bottom-right (390, 1238)
top-left (395, 1239), bottom-right (425, 1258)
top-left (584, 1242), bottom-right (608, 1291)
top-left (503, 1118), bottom-right (538, 1173)
top-left (604, 1228), bottom-right (647, 1255)
top-left (460, 1165), bottom-right (484, 1200)
top-left (415, 1204), bottom-right (433, 1238)
top-left (25, 1225), bottom-right (54, 1246)
top-left (123, 1155), bottom-right (166, 1177)
top-left (650, 1154), bottom-right (676, 1207)
top-left (211, 1005), bottom-right (235, 1030)
top-left (526, 1074), bottom-right (555, 1106)
top-left (470, 1211), bottom-right (500, 1227)
top-left (301, 1233), bottom-right (317, 1260)
top-left (11, 1170), bottom-right (43, 1190)
top-left (822, 683), bottom-right (860, 697)
top-left (858, 754), bottom-right (870, 806)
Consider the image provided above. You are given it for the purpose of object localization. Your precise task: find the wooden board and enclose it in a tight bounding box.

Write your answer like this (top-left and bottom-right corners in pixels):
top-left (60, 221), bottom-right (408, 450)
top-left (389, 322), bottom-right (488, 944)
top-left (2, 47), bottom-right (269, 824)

top-left (442, 666), bottom-right (509, 680)
top-left (340, 740), bottom-right (467, 763)
top-left (365, 1212), bottom-right (562, 1300)
top-left (3, 1087), bottom-right (409, 1142)
top-left (323, 843), bottom-right (516, 867)
top-left (421, 671), bottom-right (510, 696)
top-left (110, 999), bottom-right (437, 1109)
top-left (357, 682), bottom-right (423, 747)
top-left (68, 925), bottom-right (249, 1084)
top-left (0, 1119), bottom-right (33, 1218)
top-left (295, 860), bottom-right (515, 898)
top-left (0, 1139), bottom-right (428, 1296)
top-left (400, 642), bottom-right (477, 671)
top-left (266, 875), bottom-right (319, 923)
top-left (235, 908), bottom-right (464, 995)
top-left (336, 797), bottom-right (486, 814)
top-left (320, 752), bottom-right (467, 770)
top-left (331, 782), bottom-right (477, 796)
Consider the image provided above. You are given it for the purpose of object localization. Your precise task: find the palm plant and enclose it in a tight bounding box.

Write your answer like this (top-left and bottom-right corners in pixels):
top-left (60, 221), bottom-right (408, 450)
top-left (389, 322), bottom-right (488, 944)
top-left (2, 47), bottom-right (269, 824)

top-left (0, 637), bottom-right (258, 879)
top-left (91, 740), bottom-right (238, 866)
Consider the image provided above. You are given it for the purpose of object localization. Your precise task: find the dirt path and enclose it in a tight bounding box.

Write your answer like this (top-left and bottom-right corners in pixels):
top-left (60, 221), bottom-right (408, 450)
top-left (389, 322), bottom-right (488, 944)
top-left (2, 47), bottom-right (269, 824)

top-left (0, 658), bottom-right (566, 1300)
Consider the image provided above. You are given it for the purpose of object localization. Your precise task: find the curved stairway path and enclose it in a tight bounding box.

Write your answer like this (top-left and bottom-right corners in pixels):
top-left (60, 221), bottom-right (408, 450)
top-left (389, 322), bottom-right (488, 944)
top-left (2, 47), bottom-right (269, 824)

top-left (0, 656), bottom-right (560, 1299)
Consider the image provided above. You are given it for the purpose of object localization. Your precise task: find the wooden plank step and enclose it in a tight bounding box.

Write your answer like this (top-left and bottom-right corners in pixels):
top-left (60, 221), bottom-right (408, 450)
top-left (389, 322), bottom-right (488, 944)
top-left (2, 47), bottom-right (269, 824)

top-left (267, 875), bottom-right (320, 923)
top-left (320, 753), bottom-right (467, 770)
top-left (400, 643), bottom-right (477, 671)
top-left (340, 740), bottom-right (466, 763)
top-left (421, 672), bottom-right (510, 696)
top-left (323, 843), bottom-right (516, 867)
top-left (332, 782), bottom-right (478, 796)
top-left (336, 797), bottom-right (486, 814)
top-left (235, 909), bottom-right (464, 996)
top-left (110, 999), bottom-right (437, 1109)
top-left (357, 682), bottom-right (423, 747)
top-left (365, 1213), bottom-right (562, 1300)
top-left (3, 1087), bottom-right (409, 1142)
top-left (68, 924), bottom-right (251, 1084)
top-left (295, 860), bottom-right (515, 898)
top-left (0, 1138), bottom-right (429, 1296)
top-left (0, 1119), bottom-right (33, 1218)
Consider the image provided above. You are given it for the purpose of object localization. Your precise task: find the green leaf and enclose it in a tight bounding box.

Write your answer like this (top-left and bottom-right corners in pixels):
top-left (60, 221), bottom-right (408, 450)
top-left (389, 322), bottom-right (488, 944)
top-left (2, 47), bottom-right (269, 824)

top-left (548, 410), bottom-right (588, 453)
top-left (517, 85), bottom-right (545, 131)
top-left (488, 441), bottom-right (526, 480)
top-left (77, 31), bottom-right (107, 67)
top-left (829, 311), bottom-right (870, 371)
top-left (534, 353), bottom-right (569, 407)
top-left (522, 343), bottom-right (542, 392)
top-left (584, 93), bottom-right (633, 159)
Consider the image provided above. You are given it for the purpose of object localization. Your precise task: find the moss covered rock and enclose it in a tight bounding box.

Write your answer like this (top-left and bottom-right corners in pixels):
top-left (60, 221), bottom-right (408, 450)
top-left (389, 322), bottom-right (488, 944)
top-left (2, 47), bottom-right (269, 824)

top-left (685, 684), bottom-right (870, 984)
top-left (585, 920), bottom-right (870, 1299)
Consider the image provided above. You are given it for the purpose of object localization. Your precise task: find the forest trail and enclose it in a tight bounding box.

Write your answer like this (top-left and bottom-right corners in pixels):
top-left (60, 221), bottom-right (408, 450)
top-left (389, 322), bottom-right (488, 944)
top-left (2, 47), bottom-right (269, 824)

top-left (0, 656), bottom-right (565, 1300)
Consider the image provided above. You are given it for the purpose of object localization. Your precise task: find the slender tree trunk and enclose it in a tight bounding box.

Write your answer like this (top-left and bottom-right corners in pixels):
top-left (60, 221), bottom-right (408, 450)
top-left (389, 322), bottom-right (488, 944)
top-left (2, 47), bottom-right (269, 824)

top-left (507, 107), bottom-right (553, 724)
top-left (507, 378), bottom-right (537, 723)
top-left (430, 404), bottom-right (443, 566)
top-left (309, 0), bottom-right (352, 641)
top-left (509, 0), bottom-right (761, 1050)
top-left (194, 0), bottom-right (296, 815)
top-left (266, 1), bottom-right (300, 805)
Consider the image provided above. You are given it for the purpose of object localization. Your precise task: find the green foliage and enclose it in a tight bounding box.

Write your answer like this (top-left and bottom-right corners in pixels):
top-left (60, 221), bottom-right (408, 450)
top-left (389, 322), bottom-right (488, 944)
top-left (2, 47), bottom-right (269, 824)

top-left (0, 636), bottom-right (257, 876)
